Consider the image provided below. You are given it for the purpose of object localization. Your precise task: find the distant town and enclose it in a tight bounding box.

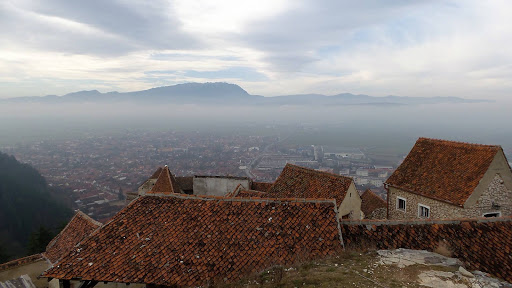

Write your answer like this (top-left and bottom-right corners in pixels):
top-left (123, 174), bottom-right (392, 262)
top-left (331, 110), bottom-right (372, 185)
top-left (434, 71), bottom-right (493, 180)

top-left (1, 129), bottom-right (400, 222)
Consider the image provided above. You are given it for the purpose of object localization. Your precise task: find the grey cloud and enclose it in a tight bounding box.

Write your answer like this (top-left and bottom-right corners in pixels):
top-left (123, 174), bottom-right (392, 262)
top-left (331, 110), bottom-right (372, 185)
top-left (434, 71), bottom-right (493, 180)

top-left (0, 0), bottom-right (199, 55)
top-left (237, 0), bottom-right (433, 71)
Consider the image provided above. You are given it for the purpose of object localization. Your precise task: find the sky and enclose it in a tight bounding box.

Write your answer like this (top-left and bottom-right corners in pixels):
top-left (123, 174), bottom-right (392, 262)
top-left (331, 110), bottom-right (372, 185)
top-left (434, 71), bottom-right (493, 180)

top-left (0, 0), bottom-right (511, 99)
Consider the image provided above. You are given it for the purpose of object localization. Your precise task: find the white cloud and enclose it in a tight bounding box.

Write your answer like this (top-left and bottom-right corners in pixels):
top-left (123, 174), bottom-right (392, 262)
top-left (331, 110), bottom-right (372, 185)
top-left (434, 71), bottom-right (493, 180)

top-left (0, 0), bottom-right (511, 99)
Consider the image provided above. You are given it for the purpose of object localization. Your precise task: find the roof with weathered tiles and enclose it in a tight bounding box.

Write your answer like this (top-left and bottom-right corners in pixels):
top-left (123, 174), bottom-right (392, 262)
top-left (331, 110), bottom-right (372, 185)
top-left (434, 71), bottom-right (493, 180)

top-left (0, 254), bottom-right (45, 272)
top-left (42, 194), bottom-right (343, 287)
top-left (267, 164), bottom-right (353, 206)
top-left (250, 181), bottom-right (273, 192)
top-left (236, 190), bottom-right (268, 198)
top-left (360, 189), bottom-right (386, 217)
top-left (147, 166), bottom-right (183, 194)
top-left (44, 211), bottom-right (102, 264)
top-left (385, 137), bottom-right (502, 206)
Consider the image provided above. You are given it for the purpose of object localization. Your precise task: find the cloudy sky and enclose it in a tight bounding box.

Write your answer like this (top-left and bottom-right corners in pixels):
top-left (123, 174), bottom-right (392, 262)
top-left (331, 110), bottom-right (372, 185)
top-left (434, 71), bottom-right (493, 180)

top-left (0, 0), bottom-right (511, 99)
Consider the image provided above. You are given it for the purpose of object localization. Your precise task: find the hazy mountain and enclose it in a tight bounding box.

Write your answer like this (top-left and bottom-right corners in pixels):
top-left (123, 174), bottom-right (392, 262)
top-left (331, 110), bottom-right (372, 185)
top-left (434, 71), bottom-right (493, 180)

top-left (2, 82), bottom-right (490, 106)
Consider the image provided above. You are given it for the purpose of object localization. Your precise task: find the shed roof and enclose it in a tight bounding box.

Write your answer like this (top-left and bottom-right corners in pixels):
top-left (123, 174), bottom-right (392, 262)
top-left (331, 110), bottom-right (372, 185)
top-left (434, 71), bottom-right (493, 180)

top-left (267, 164), bottom-right (353, 206)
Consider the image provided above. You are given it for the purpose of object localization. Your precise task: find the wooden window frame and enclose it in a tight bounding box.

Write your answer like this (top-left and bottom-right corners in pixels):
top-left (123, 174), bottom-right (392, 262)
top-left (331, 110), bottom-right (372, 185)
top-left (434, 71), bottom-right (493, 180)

top-left (397, 197), bottom-right (406, 212)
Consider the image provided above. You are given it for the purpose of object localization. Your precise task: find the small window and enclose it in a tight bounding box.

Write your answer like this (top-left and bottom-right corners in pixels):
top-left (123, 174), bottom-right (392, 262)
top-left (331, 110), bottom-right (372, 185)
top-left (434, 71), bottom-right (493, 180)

top-left (483, 212), bottom-right (501, 218)
top-left (418, 204), bottom-right (430, 218)
top-left (397, 197), bottom-right (406, 212)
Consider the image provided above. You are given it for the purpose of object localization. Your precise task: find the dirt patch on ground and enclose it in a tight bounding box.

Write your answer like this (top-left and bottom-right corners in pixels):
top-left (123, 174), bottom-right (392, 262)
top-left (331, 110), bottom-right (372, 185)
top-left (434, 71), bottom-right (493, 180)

top-left (220, 249), bottom-right (512, 288)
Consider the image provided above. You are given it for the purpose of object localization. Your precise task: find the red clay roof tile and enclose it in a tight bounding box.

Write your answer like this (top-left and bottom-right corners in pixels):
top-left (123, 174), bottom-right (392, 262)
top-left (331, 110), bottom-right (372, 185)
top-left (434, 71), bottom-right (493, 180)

top-left (385, 137), bottom-right (501, 206)
top-left (360, 189), bottom-right (387, 216)
top-left (42, 194), bottom-right (342, 287)
top-left (267, 164), bottom-right (353, 205)
top-left (236, 190), bottom-right (268, 198)
top-left (250, 181), bottom-right (273, 192)
top-left (44, 211), bottom-right (102, 264)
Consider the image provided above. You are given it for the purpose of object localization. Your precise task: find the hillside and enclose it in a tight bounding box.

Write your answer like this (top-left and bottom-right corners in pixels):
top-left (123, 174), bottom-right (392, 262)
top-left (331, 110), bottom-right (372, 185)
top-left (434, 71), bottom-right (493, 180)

top-left (0, 152), bottom-right (72, 260)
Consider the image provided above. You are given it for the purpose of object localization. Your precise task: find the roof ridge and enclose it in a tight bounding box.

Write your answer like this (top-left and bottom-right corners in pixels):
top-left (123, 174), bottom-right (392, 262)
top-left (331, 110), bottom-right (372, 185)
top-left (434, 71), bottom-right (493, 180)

top-left (45, 211), bottom-right (100, 253)
top-left (143, 193), bottom-right (338, 205)
top-left (76, 210), bottom-right (103, 227)
top-left (418, 137), bottom-right (501, 149)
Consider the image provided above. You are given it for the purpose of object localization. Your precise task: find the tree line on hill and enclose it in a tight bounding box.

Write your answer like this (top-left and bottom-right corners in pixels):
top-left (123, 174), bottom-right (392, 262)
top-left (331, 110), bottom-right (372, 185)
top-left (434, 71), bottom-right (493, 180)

top-left (0, 152), bottom-right (73, 262)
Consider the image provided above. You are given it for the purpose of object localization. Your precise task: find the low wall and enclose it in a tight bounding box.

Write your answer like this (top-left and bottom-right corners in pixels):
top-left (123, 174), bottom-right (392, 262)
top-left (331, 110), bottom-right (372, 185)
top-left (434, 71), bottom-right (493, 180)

top-left (0, 254), bottom-right (51, 288)
top-left (340, 217), bottom-right (512, 283)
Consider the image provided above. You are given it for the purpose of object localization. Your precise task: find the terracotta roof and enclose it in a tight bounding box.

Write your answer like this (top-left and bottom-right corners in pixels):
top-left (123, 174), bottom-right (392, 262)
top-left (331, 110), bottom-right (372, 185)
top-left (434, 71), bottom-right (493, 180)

top-left (175, 176), bottom-right (194, 191)
top-left (267, 164), bottom-right (353, 206)
top-left (147, 166), bottom-right (183, 194)
top-left (42, 194), bottom-right (343, 287)
top-left (149, 167), bottom-right (163, 180)
top-left (250, 181), bottom-right (273, 192)
top-left (0, 254), bottom-right (45, 272)
top-left (236, 190), bottom-right (268, 198)
top-left (360, 189), bottom-right (386, 217)
top-left (44, 211), bottom-right (102, 264)
top-left (385, 137), bottom-right (501, 206)
top-left (227, 184), bottom-right (268, 198)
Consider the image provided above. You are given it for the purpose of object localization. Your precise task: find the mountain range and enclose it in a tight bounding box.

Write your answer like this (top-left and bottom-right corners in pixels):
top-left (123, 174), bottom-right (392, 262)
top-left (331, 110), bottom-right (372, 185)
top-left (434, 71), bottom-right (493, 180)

top-left (2, 82), bottom-right (490, 106)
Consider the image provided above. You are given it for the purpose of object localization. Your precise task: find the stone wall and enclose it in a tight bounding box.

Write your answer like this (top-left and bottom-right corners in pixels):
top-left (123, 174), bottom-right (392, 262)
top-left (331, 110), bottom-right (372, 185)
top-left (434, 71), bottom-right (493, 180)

top-left (464, 174), bottom-right (512, 217)
top-left (365, 208), bottom-right (386, 220)
top-left (340, 217), bottom-right (512, 283)
top-left (387, 187), bottom-right (464, 219)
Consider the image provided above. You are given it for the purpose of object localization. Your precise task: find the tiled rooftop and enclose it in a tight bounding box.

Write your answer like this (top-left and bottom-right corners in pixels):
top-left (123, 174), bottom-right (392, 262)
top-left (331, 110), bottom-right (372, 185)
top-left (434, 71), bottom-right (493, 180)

top-left (250, 181), bottom-right (273, 192)
top-left (385, 137), bottom-right (501, 206)
top-left (44, 211), bottom-right (102, 264)
top-left (360, 189), bottom-right (386, 217)
top-left (146, 166), bottom-right (183, 194)
top-left (267, 164), bottom-right (353, 206)
top-left (236, 190), bottom-right (268, 198)
top-left (42, 194), bottom-right (343, 287)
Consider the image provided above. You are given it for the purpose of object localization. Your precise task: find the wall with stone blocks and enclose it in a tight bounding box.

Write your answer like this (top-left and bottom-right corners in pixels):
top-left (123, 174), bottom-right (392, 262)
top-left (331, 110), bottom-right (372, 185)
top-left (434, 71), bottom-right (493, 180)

top-left (340, 217), bottom-right (512, 283)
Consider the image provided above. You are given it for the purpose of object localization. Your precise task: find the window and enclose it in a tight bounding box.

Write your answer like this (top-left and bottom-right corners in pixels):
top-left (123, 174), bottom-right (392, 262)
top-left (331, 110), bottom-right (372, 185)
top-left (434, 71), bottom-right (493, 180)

top-left (418, 204), bottom-right (430, 218)
top-left (483, 212), bottom-right (501, 218)
top-left (397, 197), bottom-right (406, 212)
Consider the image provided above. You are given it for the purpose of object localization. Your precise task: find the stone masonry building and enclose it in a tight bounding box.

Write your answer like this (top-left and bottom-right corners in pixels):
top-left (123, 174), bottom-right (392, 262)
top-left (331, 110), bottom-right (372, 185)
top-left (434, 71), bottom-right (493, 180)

top-left (385, 137), bottom-right (512, 220)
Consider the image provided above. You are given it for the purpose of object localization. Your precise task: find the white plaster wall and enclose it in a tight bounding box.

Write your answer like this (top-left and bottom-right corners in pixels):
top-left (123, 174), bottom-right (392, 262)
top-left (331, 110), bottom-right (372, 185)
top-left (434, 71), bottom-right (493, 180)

top-left (193, 177), bottom-right (250, 196)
